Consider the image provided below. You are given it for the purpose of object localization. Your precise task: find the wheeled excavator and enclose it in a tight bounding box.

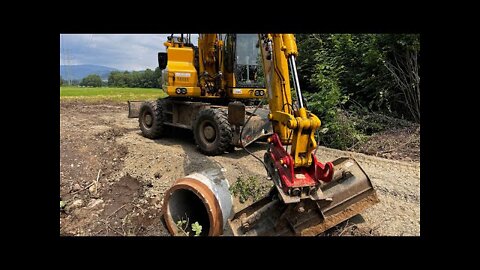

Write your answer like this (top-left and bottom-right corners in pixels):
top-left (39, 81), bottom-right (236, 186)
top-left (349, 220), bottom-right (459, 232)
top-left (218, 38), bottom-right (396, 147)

top-left (128, 34), bottom-right (271, 156)
top-left (130, 34), bottom-right (379, 235)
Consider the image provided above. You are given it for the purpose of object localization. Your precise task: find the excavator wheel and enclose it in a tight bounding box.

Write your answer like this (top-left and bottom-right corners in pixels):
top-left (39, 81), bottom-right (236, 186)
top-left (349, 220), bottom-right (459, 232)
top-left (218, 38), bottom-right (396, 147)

top-left (138, 99), bottom-right (166, 139)
top-left (193, 108), bottom-right (232, 156)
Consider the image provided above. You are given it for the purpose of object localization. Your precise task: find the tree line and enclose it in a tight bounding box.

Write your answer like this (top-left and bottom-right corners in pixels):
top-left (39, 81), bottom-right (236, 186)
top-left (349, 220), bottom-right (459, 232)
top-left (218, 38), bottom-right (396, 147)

top-left (107, 68), bottom-right (162, 88)
top-left (60, 67), bottom-right (163, 88)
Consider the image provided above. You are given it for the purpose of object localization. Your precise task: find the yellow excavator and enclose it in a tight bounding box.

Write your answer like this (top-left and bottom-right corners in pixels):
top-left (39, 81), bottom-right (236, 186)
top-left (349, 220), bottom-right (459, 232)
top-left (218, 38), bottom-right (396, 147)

top-left (130, 34), bottom-right (379, 235)
top-left (128, 34), bottom-right (271, 155)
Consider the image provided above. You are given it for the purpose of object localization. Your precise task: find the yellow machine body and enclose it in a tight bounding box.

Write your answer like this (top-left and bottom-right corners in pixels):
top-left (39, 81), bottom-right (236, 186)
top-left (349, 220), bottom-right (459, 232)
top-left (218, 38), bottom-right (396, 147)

top-left (164, 46), bottom-right (202, 97)
top-left (161, 34), bottom-right (266, 100)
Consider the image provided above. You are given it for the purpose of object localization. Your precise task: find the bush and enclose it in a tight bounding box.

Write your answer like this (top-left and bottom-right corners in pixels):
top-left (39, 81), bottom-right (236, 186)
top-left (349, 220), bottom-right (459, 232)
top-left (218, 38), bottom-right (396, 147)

top-left (302, 58), bottom-right (362, 150)
top-left (317, 111), bottom-right (367, 150)
top-left (229, 176), bottom-right (271, 203)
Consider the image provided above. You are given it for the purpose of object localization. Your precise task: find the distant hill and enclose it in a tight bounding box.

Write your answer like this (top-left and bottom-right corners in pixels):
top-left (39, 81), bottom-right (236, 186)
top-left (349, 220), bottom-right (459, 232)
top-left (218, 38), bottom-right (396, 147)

top-left (60, 65), bottom-right (119, 81)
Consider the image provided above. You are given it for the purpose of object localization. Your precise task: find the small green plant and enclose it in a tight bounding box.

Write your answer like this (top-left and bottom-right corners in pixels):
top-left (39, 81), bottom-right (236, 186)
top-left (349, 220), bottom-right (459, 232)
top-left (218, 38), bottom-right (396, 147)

top-left (229, 176), bottom-right (272, 203)
top-left (60, 200), bottom-right (66, 210)
top-left (175, 215), bottom-right (202, 236)
top-left (191, 222), bottom-right (202, 236)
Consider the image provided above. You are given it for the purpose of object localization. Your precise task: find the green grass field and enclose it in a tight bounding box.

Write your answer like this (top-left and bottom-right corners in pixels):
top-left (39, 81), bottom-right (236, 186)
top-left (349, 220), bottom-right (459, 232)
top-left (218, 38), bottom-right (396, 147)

top-left (60, 86), bottom-right (167, 102)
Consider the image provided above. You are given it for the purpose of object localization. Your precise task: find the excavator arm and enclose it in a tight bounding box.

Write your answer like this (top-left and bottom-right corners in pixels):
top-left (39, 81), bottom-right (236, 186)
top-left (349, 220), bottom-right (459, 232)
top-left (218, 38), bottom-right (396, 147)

top-left (258, 34), bottom-right (334, 199)
top-left (228, 34), bottom-right (380, 236)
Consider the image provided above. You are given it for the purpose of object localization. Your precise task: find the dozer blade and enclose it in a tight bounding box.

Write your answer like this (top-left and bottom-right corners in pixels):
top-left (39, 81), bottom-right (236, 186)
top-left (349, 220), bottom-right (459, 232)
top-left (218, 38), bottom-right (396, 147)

top-left (127, 100), bottom-right (144, 118)
top-left (236, 107), bottom-right (273, 147)
top-left (228, 157), bottom-right (379, 236)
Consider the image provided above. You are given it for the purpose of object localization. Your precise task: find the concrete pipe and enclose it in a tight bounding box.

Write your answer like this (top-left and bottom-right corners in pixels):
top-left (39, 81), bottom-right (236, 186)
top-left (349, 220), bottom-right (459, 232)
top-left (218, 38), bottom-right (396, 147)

top-left (162, 169), bottom-right (233, 236)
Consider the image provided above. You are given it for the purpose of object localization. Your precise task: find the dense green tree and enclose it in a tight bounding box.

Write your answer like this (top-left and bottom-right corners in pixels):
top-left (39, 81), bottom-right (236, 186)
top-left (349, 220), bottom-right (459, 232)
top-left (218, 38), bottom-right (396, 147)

top-left (80, 74), bottom-right (102, 87)
top-left (294, 34), bottom-right (420, 149)
top-left (122, 71), bottom-right (132, 87)
top-left (296, 34), bottom-right (420, 122)
top-left (154, 67), bottom-right (162, 88)
top-left (108, 71), bottom-right (129, 87)
top-left (143, 69), bottom-right (156, 88)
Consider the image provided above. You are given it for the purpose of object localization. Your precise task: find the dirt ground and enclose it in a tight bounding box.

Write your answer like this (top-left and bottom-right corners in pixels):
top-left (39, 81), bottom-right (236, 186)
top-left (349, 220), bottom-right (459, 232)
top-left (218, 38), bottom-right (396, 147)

top-left (60, 101), bottom-right (420, 236)
top-left (352, 126), bottom-right (420, 162)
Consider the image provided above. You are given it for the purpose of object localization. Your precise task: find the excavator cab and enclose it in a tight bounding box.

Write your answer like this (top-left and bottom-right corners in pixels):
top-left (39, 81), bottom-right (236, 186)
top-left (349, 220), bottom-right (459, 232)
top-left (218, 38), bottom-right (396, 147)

top-left (224, 34), bottom-right (265, 89)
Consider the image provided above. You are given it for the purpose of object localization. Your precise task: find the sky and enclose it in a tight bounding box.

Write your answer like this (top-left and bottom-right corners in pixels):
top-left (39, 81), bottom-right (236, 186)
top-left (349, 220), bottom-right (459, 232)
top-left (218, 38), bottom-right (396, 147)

top-left (60, 34), bottom-right (198, 71)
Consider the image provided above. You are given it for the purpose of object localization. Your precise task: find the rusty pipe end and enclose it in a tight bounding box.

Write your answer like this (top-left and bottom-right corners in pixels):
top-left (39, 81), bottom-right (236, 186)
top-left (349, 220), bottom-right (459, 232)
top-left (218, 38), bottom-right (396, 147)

top-left (162, 171), bottom-right (232, 236)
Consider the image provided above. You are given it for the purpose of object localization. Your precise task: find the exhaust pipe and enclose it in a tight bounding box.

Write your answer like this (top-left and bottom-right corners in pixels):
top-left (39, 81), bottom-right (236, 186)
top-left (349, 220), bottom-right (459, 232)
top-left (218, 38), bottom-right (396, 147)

top-left (162, 169), bottom-right (233, 236)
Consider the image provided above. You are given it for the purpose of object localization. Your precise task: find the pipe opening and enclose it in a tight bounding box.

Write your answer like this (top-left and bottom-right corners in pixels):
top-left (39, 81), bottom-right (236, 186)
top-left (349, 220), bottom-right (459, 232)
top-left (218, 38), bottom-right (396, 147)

top-left (167, 189), bottom-right (211, 236)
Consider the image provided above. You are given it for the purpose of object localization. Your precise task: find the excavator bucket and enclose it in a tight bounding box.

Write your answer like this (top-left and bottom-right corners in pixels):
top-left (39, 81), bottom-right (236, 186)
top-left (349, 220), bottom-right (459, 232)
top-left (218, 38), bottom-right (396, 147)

top-left (228, 157), bottom-right (379, 236)
top-left (236, 106), bottom-right (272, 147)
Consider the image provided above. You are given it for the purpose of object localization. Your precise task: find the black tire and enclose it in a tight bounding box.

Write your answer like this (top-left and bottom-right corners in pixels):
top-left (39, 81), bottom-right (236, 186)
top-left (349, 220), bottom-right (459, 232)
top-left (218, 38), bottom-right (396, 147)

top-left (193, 108), bottom-right (232, 156)
top-left (139, 100), bottom-right (166, 139)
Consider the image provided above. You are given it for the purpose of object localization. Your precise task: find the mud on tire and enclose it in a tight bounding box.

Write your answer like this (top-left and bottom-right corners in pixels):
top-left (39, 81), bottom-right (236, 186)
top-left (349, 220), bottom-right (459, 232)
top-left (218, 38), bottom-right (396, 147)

top-left (139, 100), bottom-right (166, 139)
top-left (193, 108), bottom-right (232, 156)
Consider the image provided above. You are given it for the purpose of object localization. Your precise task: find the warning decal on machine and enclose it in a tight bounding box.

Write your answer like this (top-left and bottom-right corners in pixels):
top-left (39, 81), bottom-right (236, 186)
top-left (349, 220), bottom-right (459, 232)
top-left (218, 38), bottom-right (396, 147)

top-left (175, 73), bottom-right (191, 77)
